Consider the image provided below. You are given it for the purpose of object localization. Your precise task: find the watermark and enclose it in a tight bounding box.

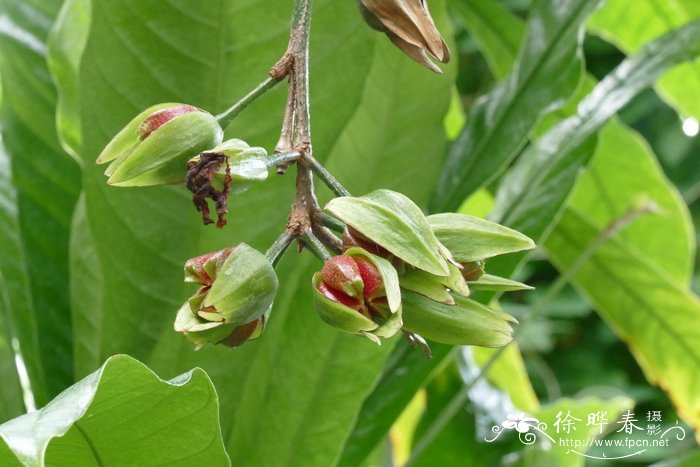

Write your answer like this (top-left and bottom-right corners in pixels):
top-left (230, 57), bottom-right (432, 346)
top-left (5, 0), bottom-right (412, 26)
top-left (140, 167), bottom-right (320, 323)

top-left (484, 410), bottom-right (687, 461)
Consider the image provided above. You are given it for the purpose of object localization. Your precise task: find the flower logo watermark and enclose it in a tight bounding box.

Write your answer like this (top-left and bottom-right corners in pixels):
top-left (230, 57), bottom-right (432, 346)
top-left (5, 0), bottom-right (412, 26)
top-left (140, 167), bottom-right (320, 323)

top-left (484, 409), bottom-right (687, 461)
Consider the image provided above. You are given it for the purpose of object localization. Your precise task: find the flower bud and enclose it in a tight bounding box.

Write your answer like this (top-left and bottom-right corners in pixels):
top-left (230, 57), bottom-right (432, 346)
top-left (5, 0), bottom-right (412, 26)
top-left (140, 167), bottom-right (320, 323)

top-left (320, 255), bottom-right (364, 298)
top-left (401, 291), bottom-right (517, 347)
top-left (357, 0), bottom-right (450, 73)
top-left (184, 247), bottom-right (235, 286)
top-left (174, 243), bottom-right (278, 349)
top-left (326, 189), bottom-right (452, 276)
top-left (312, 248), bottom-right (402, 344)
top-left (97, 103), bottom-right (223, 187)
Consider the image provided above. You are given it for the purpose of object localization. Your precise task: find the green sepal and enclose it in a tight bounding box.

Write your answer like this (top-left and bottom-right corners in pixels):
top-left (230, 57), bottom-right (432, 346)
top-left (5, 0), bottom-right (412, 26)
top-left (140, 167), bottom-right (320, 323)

top-left (468, 273), bottom-right (534, 292)
top-left (345, 247), bottom-right (401, 314)
top-left (174, 301), bottom-right (237, 350)
top-left (96, 102), bottom-right (176, 164)
top-left (201, 243), bottom-right (278, 326)
top-left (427, 213), bottom-right (535, 262)
top-left (190, 139), bottom-right (269, 194)
top-left (401, 291), bottom-right (516, 347)
top-left (312, 273), bottom-right (379, 334)
top-left (442, 263), bottom-right (470, 297)
top-left (326, 189), bottom-right (450, 276)
top-left (399, 268), bottom-right (454, 304)
top-left (107, 111), bottom-right (223, 186)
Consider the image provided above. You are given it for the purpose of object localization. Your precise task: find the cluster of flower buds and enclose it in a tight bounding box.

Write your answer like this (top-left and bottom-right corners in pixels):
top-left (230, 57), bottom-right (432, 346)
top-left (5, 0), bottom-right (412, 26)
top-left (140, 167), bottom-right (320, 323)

top-left (313, 189), bottom-right (535, 348)
top-left (174, 244), bottom-right (278, 349)
top-left (97, 104), bottom-right (269, 226)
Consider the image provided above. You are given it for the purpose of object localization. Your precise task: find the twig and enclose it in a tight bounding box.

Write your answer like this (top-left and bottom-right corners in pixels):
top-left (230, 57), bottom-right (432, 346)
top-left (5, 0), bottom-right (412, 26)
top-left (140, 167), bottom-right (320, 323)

top-left (304, 154), bottom-right (351, 197)
top-left (216, 77), bottom-right (281, 130)
top-left (302, 229), bottom-right (332, 261)
top-left (266, 230), bottom-right (295, 266)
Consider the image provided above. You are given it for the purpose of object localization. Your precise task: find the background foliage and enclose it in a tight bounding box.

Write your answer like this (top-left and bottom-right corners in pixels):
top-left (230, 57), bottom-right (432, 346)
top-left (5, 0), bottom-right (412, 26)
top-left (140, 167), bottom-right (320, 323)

top-left (0, 0), bottom-right (698, 465)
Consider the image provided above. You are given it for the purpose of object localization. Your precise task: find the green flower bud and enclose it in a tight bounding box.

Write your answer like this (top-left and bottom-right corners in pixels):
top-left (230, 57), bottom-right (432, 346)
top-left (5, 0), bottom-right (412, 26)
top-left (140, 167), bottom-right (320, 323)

top-left (401, 291), bottom-right (517, 347)
top-left (326, 189), bottom-right (452, 276)
top-left (97, 103), bottom-right (223, 187)
top-left (174, 243), bottom-right (278, 349)
top-left (312, 248), bottom-right (402, 344)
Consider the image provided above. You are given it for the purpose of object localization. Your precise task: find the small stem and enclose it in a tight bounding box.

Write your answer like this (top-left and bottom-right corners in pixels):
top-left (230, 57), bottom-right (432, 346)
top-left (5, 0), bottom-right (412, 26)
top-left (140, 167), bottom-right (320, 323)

top-left (305, 155), bottom-right (351, 197)
top-left (313, 225), bottom-right (343, 254)
top-left (266, 151), bottom-right (301, 168)
top-left (265, 230), bottom-right (295, 266)
top-left (321, 213), bottom-right (345, 232)
top-left (302, 229), bottom-right (332, 260)
top-left (216, 77), bottom-right (280, 129)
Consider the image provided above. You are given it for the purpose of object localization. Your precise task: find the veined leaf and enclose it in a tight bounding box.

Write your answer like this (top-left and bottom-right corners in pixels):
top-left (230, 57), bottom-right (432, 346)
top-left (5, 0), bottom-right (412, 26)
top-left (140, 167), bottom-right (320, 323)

top-left (0, 355), bottom-right (229, 466)
top-left (0, 0), bottom-right (80, 403)
top-left (46, 0), bottom-right (91, 161)
top-left (546, 209), bottom-right (700, 437)
top-left (449, 0), bottom-right (523, 80)
top-left (589, 0), bottom-right (700, 119)
top-left (430, 0), bottom-right (603, 212)
top-left (490, 19), bottom-right (700, 269)
top-left (545, 119), bottom-right (699, 433)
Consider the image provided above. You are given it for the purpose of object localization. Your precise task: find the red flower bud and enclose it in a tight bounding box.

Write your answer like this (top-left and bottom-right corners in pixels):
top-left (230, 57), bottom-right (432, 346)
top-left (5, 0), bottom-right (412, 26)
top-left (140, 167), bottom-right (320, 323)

top-left (137, 104), bottom-right (199, 140)
top-left (320, 255), bottom-right (364, 298)
top-left (355, 257), bottom-right (383, 299)
top-left (317, 281), bottom-right (362, 310)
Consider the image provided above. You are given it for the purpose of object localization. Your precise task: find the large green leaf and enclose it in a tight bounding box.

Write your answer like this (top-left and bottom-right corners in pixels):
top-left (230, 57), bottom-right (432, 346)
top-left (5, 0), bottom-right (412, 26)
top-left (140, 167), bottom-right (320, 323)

top-left (546, 209), bottom-right (700, 437)
top-left (545, 120), bottom-right (700, 434)
top-left (448, 0), bottom-right (523, 80)
top-left (589, 0), bottom-right (700, 119)
top-left (0, 139), bottom-right (26, 421)
top-left (430, 0), bottom-right (602, 212)
top-left (490, 19), bottom-right (700, 269)
top-left (46, 0), bottom-right (91, 161)
top-left (0, 0), bottom-right (80, 404)
top-left (0, 355), bottom-right (229, 466)
top-left (72, 1), bottom-right (455, 466)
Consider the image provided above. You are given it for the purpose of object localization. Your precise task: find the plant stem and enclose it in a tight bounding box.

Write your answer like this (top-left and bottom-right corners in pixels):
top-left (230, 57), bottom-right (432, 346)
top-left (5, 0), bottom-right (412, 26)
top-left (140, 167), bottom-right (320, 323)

top-left (266, 230), bottom-right (295, 266)
top-left (266, 151), bottom-right (301, 168)
top-left (216, 76), bottom-right (280, 129)
top-left (302, 229), bottom-right (332, 260)
top-left (406, 201), bottom-right (658, 466)
top-left (304, 154), bottom-right (351, 197)
top-left (321, 213), bottom-right (345, 232)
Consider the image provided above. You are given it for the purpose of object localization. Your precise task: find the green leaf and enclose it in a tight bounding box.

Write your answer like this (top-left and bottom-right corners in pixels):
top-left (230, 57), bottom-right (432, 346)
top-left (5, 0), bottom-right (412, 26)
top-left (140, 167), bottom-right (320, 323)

top-left (0, 0), bottom-right (80, 403)
top-left (491, 19), bottom-right (700, 257)
top-left (544, 120), bottom-right (700, 435)
top-left (547, 209), bottom-right (700, 434)
top-left (448, 0), bottom-right (524, 80)
top-left (46, 0), bottom-right (91, 161)
top-left (73, 1), bottom-right (456, 466)
top-left (0, 140), bottom-right (26, 421)
top-left (430, 0), bottom-right (603, 212)
top-left (468, 274), bottom-right (533, 292)
top-left (589, 0), bottom-right (700, 119)
top-left (0, 355), bottom-right (229, 466)
top-left (427, 212), bottom-right (535, 262)
top-left (327, 190), bottom-right (450, 276)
